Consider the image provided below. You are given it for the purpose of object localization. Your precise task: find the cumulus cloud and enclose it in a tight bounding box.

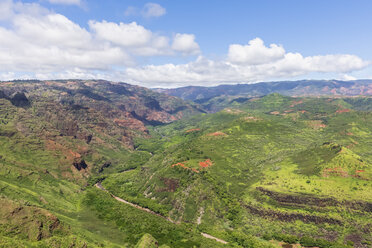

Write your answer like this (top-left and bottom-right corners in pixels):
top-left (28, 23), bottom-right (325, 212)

top-left (48, 0), bottom-right (81, 5)
top-left (142, 3), bottom-right (166, 18)
top-left (0, 0), bottom-right (13, 20)
top-left (124, 2), bottom-right (166, 18)
top-left (0, 1), bottom-right (369, 87)
top-left (124, 40), bottom-right (369, 88)
top-left (0, 0), bottom-right (200, 79)
top-left (172, 33), bottom-right (200, 55)
top-left (0, 2), bottom-right (131, 72)
top-left (228, 38), bottom-right (285, 65)
top-left (89, 21), bottom-right (152, 47)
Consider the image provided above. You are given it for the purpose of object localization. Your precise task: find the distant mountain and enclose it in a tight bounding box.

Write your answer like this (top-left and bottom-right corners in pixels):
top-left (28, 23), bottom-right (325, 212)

top-left (156, 80), bottom-right (372, 112)
top-left (156, 80), bottom-right (372, 101)
top-left (0, 80), bottom-right (203, 148)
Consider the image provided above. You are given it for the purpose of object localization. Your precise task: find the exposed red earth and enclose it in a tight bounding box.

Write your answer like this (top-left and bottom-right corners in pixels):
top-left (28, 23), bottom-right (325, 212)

top-left (322, 167), bottom-right (348, 177)
top-left (171, 159), bottom-right (213, 172)
top-left (199, 159), bottom-right (213, 168)
top-left (186, 128), bottom-right (201, 133)
top-left (207, 131), bottom-right (227, 137)
top-left (289, 100), bottom-right (303, 107)
top-left (336, 108), bottom-right (351, 114)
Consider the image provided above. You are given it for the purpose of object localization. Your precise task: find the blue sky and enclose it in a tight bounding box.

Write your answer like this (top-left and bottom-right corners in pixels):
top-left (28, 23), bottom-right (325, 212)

top-left (1, 0), bottom-right (371, 87)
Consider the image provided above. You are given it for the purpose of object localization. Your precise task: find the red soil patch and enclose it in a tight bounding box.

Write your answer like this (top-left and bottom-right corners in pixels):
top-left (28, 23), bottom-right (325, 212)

top-left (171, 159), bottom-right (213, 172)
top-left (307, 120), bottom-right (327, 130)
top-left (114, 118), bottom-right (147, 132)
top-left (199, 159), bottom-right (213, 168)
top-left (322, 86), bottom-right (330, 92)
top-left (171, 162), bottom-right (187, 168)
top-left (45, 140), bottom-right (81, 162)
top-left (336, 109), bottom-right (351, 114)
top-left (207, 131), bottom-right (227, 137)
top-left (289, 100), bottom-right (303, 107)
top-left (322, 167), bottom-right (348, 177)
top-left (353, 170), bottom-right (368, 179)
top-left (224, 108), bottom-right (244, 114)
top-left (186, 128), bottom-right (200, 133)
top-left (171, 162), bottom-right (200, 173)
top-left (270, 111), bottom-right (280, 115)
top-left (346, 132), bottom-right (354, 136)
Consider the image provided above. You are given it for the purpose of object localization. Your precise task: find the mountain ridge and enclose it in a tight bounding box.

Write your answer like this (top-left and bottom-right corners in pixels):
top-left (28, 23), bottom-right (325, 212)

top-left (155, 79), bottom-right (372, 100)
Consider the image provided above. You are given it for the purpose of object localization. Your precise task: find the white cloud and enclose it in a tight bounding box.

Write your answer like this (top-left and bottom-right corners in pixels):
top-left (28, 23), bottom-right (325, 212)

top-left (141, 3), bottom-right (166, 18)
top-left (124, 3), bottom-right (166, 18)
top-left (172, 33), bottom-right (200, 55)
top-left (48, 0), bottom-right (81, 5)
top-left (0, 0), bottom-right (200, 79)
top-left (123, 39), bottom-right (369, 88)
top-left (124, 6), bottom-right (137, 17)
top-left (14, 14), bottom-right (91, 48)
top-left (0, 1), bottom-right (369, 88)
top-left (89, 20), bottom-right (173, 56)
top-left (0, 0), bottom-right (13, 20)
top-left (341, 74), bottom-right (357, 81)
top-left (228, 38), bottom-right (285, 65)
top-left (89, 21), bottom-right (152, 47)
top-left (0, 2), bottom-right (132, 72)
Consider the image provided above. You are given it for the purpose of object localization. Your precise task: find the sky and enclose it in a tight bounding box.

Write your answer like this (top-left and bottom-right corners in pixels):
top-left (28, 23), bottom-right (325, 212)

top-left (0, 0), bottom-right (372, 88)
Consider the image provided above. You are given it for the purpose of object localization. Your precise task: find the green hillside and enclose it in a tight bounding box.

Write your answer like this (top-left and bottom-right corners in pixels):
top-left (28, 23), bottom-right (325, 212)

top-left (0, 81), bottom-right (371, 248)
top-left (102, 94), bottom-right (371, 248)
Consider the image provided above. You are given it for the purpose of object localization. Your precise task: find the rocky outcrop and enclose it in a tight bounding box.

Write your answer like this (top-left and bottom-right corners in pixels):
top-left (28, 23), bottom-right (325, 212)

top-left (0, 90), bottom-right (9, 99)
top-left (0, 198), bottom-right (64, 241)
top-left (244, 204), bottom-right (342, 225)
top-left (158, 178), bottom-right (179, 192)
top-left (98, 162), bottom-right (112, 173)
top-left (256, 187), bottom-right (372, 212)
top-left (10, 92), bottom-right (30, 107)
top-left (114, 117), bottom-right (148, 133)
top-left (73, 160), bottom-right (88, 171)
top-left (56, 119), bottom-right (79, 137)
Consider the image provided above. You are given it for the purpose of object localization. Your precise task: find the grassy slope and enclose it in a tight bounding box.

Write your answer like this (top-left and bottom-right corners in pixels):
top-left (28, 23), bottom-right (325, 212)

top-left (103, 94), bottom-right (372, 248)
top-left (1, 89), bottom-right (371, 247)
top-left (0, 82), bottom-right (246, 247)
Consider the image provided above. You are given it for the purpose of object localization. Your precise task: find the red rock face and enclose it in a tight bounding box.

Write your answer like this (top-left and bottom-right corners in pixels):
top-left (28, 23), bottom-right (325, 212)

top-left (114, 118), bottom-right (147, 133)
top-left (145, 111), bottom-right (176, 123)
top-left (336, 108), bottom-right (351, 113)
top-left (199, 159), bottom-right (213, 168)
top-left (207, 131), bottom-right (227, 137)
top-left (322, 167), bottom-right (348, 177)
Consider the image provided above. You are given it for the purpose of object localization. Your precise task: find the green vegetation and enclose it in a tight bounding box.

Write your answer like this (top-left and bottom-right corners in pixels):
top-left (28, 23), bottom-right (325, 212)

top-left (0, 80), bottom-right (371, 247)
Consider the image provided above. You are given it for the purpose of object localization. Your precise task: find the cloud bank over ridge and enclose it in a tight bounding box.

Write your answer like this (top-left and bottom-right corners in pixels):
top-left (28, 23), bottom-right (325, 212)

top-left (0, 0), bottom-right (369, 87)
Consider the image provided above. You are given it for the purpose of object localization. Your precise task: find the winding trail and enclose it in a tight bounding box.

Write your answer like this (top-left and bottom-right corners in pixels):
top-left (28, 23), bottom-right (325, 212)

top-left (95, 182), bottom-right (175, 223)
top-left (201, 233), bottom-right (228, 244)
top-left (94, 182), bottom-right (228, 245)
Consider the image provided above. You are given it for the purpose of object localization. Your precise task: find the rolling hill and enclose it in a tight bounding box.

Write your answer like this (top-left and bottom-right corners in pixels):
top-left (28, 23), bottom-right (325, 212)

top-left (0, 80), bottom-right (371, 248)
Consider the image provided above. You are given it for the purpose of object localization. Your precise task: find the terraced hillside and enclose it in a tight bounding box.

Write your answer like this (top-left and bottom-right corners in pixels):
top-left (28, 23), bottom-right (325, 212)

top-left (0, 80), bottom-right (371, 248)
top-left (101, 94), bottom-right (372, 248)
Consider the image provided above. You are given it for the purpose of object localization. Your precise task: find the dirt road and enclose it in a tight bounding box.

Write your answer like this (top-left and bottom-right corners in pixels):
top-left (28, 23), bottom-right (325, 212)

top-left (94, 182), bottom-right (228, 245)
